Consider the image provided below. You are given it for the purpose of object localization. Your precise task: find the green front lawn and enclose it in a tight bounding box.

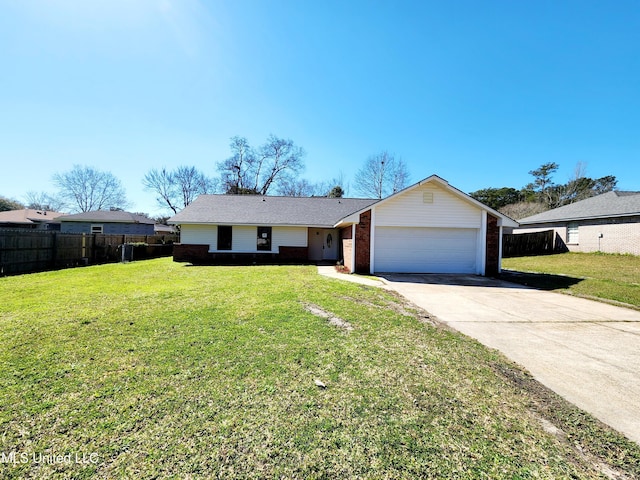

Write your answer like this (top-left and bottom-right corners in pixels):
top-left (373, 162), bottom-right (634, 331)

top-left (502, 252), bottom-right (640, 308)
top-left (1, 258), bottom-right (638, 478)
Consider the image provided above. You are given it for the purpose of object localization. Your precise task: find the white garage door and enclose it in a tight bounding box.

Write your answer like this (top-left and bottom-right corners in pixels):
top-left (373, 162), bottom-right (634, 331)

top-left (374, 227), bottom-right (478, 273)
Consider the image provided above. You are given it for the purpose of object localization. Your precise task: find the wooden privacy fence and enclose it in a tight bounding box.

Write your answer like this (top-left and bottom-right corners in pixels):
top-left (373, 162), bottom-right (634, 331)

top-left (502, 229), bottom-right (567, 258)
top-left (0, 230), bottom-right (179, 276)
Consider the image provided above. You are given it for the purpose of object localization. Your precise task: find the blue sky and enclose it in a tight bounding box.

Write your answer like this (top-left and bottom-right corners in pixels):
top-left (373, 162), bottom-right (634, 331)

top-left (1, 0), bottom-right (638, 216)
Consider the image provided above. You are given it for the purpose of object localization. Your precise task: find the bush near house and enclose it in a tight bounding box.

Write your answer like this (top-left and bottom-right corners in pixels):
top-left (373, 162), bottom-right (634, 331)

top-left (1, 259), bottom-right (638, 478)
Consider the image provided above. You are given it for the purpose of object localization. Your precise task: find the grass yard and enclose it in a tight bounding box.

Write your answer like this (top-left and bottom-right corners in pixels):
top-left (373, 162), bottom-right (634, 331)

top-left (502, 252), bottom-right (640, 308)
top-left (1, 258), bottom-right (639, 478)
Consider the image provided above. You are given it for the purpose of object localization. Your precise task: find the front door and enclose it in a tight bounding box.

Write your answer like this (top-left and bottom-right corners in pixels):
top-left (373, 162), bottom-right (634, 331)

top-left (308, 228), bottom-right (339, 261)
top-left (322, 230), bottom-right (338, 260)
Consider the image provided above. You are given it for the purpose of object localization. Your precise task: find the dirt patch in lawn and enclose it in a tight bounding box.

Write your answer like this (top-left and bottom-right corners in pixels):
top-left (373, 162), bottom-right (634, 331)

top-left (493, 362), bottom-right (640, 479)
top-left (303, 303), bottom-right (354, 331)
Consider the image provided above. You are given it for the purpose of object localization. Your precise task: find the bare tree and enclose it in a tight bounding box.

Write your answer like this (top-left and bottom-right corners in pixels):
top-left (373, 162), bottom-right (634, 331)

top-left (353, 151), bottom-right (410, 199)
top-left (560, 162), bottom-right (618, 205)
top-left (53, 165), bottom-right (128, 212)
top-left (218, 136), bottom-right (258, 194)
top-left (143, 166), bottom-right (215, 214)
top-left (218, 135), bottom-right (305, 195)
top-left (313, 172), bottom-right (349, 197)
top-left (499, 201), bottom-right (548, 220)
top-left (24, 191), bottom-right (66, 212)
top-left (277, 178), bottom-right (316, 197)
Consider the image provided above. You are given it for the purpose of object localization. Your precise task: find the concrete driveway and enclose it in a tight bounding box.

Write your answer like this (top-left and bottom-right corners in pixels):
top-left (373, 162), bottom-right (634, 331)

top-left (380, 273), bottom-right (640, 445)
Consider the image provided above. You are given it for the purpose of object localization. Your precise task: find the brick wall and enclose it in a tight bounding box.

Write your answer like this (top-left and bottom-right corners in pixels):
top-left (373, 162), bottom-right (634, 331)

top-left (173, 244), bottom-right (310, 264)
top-left (578, 221), bottom-right (640, 255)
top-left (340, 227), bottom-right (353, 272)
top-left (278, 246), bottom-right (308, 261)
top-left (173, 244), bottom-right (209, 263)
top-left (354, 210), bottom-right (371, 274)
top-left (485, 213), bottom-right (500, 276)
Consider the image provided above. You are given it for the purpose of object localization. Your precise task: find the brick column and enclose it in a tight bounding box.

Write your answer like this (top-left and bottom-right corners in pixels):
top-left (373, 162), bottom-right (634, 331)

top-left (354, 210), bottom-right (371, 274)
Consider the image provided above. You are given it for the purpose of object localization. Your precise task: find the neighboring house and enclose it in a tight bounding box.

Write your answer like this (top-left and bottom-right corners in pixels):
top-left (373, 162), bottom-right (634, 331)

top-left (154, 223), bottom-right (177, 235)
top-left (0, 209), bottom-right (64, 230)
top-left (169, 175), bottom-right (518, 275)
top-left (514, 191), bottom-right (640, 255)
top-left (58, 211), bottom-right (156, 235)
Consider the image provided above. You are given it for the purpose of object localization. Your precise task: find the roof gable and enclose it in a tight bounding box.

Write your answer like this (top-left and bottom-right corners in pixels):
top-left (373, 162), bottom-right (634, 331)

top-left (519, 191), bottom-right (640, 224)
top-left (335, 175), bottom-right (519, 227)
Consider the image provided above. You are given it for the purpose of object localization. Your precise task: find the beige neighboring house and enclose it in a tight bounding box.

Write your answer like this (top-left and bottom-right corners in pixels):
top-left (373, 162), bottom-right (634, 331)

top-left (0, 209), bottom-right (65, 230)
top-left (515, 191), bottom-right (640, 255)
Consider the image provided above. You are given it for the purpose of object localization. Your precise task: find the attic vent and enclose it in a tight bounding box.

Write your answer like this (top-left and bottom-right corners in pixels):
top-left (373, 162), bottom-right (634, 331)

top-left (423, 192), bottom-right (434, 204)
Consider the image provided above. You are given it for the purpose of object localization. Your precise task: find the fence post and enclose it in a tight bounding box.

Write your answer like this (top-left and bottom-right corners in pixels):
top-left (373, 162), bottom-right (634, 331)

top-left (51, 231), bottom-right (57, 269)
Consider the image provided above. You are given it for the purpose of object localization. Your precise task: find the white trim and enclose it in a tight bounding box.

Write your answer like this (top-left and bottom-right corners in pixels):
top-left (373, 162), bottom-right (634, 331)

top-left (478, 211), bottom-right (487, 275)
top-left (171, 221), bottom-right (339, 228)
top-left (369, 207), bottom-right (376, 274)
top-left (334, 212), bottom-right (361, 228)
top-left (498, 225), bottom-right (503, 273)
top-left (351, 224), bottom-right (356, 273)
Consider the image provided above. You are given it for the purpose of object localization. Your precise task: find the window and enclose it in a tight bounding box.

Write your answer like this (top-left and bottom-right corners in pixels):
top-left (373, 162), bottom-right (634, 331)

top-left (217, 225), bottom-right (232, 250)
top-left (257, 226), bottom-right (272, 251)
top-left (91, 224), bottom-right (103, 234)
top-left (567, 222), bottom-right (579, 244)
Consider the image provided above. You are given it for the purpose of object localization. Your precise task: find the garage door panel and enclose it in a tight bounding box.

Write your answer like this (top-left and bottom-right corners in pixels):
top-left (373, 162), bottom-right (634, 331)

top-left (374, 227), bottom-right (477, 273)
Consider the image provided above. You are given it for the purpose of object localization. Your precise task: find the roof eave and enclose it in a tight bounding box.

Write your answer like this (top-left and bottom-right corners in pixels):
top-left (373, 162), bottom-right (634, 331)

top-left (520, 211), bottom-right (640, 225)
top-left (170, 221), bottom-right (335, 228)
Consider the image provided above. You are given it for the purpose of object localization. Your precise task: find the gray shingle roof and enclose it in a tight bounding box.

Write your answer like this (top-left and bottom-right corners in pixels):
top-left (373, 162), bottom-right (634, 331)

top-left (57, 211), bottom-right (155, 224)
top-left (168, 195), bottom-right (379, 227)
top-left (519, 191), bottom-right (640, 224)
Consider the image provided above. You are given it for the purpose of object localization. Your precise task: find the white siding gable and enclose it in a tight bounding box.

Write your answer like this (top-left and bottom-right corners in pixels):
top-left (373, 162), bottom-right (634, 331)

top-left (375, 183), bottom-right (482, 228)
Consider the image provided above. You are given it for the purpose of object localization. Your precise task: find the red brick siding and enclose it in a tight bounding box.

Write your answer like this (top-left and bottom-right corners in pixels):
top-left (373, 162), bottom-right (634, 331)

top-left (173, 244), bottom-right (209, 263)
top-left (354, 210), bottom-right (371, 274)
top-left (485, 214), bottom-right (500, 276)
top-left (173, 244), bottom-right (308, 264)
top-left (278, 246), bottom-right (308, 261)
top-left (340, 227), bottom-right (353, 273)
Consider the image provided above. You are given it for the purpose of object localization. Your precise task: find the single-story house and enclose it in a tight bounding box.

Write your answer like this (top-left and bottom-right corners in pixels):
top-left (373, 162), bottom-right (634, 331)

top-left (169, 175), bottom-right (518, 275)
top-left (514, 191), bottom-right (640, 255)
top-left (58, 211), bottom-right (156, 235)
top-left (0, 209), bottom-right (64, 230)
